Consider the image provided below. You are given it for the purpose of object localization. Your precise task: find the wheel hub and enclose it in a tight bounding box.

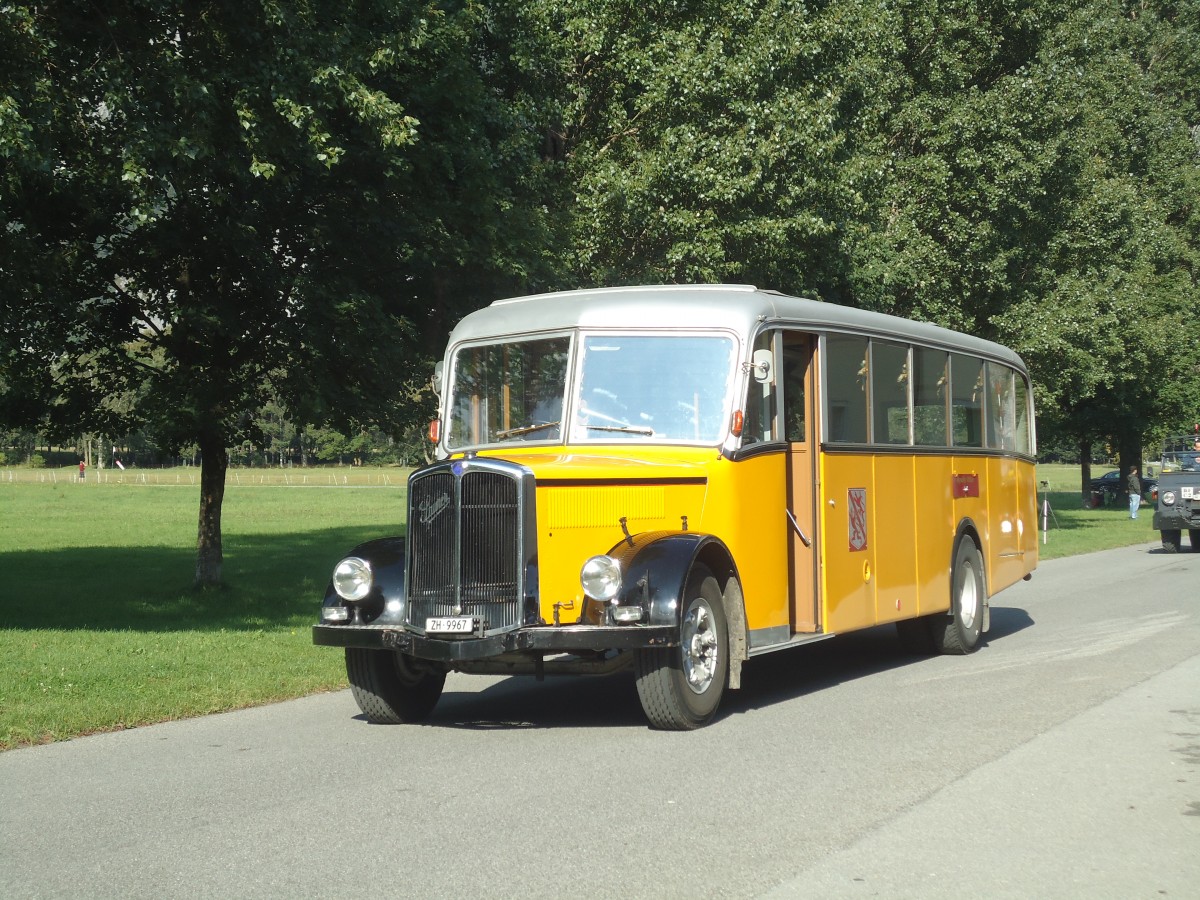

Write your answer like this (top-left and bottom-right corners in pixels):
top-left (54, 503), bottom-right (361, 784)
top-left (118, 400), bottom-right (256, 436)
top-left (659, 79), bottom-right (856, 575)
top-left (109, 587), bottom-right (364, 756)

top-left (682, 604), bottom-right (718, 694)
top-left (958, 561), bottom-right (979, 630)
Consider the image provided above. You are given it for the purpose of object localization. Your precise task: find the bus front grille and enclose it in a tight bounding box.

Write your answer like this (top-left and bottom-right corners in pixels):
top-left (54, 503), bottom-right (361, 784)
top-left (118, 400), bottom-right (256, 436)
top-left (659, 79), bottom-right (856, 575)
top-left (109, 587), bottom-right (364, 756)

top-left (407, 463), bottom-right (527, 632)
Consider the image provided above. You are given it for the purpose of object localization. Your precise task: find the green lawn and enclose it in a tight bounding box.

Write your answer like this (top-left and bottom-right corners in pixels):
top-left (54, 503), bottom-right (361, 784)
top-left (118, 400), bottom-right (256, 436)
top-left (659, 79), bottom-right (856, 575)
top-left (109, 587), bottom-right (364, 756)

top-left (1, 473), bottom-right (409, 748)
top-left (1034, 463), bottom-right (1162, 560)
top-left (0, 461), bottom-right (1167, 749)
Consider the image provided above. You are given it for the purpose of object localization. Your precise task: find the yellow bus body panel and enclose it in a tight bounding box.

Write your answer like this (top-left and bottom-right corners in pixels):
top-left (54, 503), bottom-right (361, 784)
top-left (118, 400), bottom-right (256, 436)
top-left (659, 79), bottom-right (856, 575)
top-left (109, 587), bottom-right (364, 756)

top-left (699, 452), bottom-right (790, 631)
top-left (474, 443), bottom-right (1035, 637)
top-left (820, 451), bottom-right (1036, 635)
top-left (820, 452), bottom-right (876, 633)
top-left (474, 446), bottom-right (791, 630)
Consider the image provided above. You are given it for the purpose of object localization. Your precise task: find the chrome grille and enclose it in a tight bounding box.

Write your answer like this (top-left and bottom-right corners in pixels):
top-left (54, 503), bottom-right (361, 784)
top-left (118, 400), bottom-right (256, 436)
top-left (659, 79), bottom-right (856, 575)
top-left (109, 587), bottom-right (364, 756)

top-left (406, 461), bottom-right (529, 632)
top-left (408, 471), bottom-right (457, 614)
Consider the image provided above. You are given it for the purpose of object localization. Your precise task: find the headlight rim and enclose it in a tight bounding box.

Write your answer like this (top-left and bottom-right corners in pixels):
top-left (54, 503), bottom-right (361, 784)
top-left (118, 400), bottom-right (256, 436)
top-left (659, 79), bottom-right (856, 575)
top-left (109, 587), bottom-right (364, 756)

top-left (332, 556), bottom-right (374, 602)
top-left (580, 555), bottom-right (622, 602)
top-left (1161, 490), bottom-right (1176, 506)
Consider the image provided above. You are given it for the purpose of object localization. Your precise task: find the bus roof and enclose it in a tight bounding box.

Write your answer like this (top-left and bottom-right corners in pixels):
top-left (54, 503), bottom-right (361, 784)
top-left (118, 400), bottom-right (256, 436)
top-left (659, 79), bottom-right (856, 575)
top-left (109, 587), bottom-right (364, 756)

top-left (447, 284), bottom-right (1028, 373)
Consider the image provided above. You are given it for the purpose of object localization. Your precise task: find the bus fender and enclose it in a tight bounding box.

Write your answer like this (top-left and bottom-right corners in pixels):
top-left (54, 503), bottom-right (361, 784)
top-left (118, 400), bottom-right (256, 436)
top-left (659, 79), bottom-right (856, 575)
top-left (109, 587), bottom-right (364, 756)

top-left (952, 520), bottom-right (989, 633)
top-left (319, 536), bottom-right (408, 625)
top-left (607, 532), bottom-right (749, 688)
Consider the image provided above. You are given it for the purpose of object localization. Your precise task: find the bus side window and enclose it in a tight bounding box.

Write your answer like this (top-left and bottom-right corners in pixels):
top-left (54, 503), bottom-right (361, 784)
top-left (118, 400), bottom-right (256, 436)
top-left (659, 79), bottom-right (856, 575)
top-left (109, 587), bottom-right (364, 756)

top-left (782, 334), bottom-right (808, 443)
top-left (871, 340), bottom-right (911, 445)
top-left (951, 354), bottom-right (984, 448)
top-left (913, 347), bottom-right (949, 446)
top-left (1014, 373), bottom-right (1033, 456)
top-left (742, 332), bottom-right (777, 443)
top-left (986, 363), bottom-right (1016, 451)
top-left (826, 334), bottom-right (869, 443)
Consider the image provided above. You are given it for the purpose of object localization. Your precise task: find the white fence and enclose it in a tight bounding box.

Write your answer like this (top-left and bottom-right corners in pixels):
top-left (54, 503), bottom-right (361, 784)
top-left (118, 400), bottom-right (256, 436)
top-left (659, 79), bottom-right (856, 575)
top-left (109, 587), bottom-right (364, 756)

top-left (1, 467), bottom-right (408, 487)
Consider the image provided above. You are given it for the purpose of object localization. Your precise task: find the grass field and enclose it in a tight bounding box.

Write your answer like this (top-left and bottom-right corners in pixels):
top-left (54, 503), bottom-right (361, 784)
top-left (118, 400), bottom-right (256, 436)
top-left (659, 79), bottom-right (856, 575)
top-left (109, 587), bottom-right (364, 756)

top-left (0, 462), bottom-right (1166, 749)
top-left (1, 470), bottom-right (410, 749)
top-left (1034, 462), bottom-right (1164, 560)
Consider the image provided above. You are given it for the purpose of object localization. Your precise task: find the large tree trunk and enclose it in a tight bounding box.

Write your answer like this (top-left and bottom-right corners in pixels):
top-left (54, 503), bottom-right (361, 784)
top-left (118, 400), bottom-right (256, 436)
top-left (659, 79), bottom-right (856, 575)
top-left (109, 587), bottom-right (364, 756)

top-left (195, 430), bottom-right (229, 587)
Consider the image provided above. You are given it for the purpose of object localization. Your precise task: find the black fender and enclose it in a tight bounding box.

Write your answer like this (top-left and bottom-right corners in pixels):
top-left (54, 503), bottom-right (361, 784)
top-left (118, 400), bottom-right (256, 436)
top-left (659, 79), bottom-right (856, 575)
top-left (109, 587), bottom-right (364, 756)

top-left (599, 531), bottom-right (747, 683)
top-left (321, 536), bottom-right (408, 627)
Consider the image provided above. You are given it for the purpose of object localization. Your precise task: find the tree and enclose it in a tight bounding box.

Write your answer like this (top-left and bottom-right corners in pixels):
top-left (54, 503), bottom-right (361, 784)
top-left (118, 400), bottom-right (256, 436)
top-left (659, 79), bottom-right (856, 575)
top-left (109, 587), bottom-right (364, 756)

top-left (842, 0), bottom-right (1199, 486)
top-left (990, 0), bottom-right (1200, 489)
top-left (498, 0), bottom-right (899, 299)
top-left (1, 2), bottom-right (548, 585)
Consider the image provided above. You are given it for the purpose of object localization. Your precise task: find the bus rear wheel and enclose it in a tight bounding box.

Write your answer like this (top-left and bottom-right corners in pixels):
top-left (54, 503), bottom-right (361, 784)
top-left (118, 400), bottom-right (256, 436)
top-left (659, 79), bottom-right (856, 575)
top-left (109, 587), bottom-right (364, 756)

top-left (932, 538), bottom-right (985, 655)
top-left (635, 564), bottom-right (729, 730)
top-left (346, 648), bottom-right (446, 723)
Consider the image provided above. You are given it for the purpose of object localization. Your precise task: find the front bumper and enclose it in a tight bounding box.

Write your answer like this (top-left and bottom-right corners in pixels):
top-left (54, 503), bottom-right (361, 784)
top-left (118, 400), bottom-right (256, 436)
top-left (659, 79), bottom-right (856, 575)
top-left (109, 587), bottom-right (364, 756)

top-left (312, 623), bottom-right (677, 661)
top-left (1153, 508), bottom-right (1200, 531)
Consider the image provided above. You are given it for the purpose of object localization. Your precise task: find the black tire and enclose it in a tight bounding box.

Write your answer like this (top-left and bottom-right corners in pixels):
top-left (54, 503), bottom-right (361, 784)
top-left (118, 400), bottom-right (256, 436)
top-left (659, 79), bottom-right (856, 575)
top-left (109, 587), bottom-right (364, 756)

top-left (1190, 530), bottom-right (1200, 552)
top-left (895, 615), bottom-right (937, 655)
top-left (1161, 530), bottom-right (1181, 553)
top-left (932, 538), bottom-right (985, 655)
top-left (635, 564), bottom-right (729, 730)
top-left (345, 648), bottom-right (446, 724)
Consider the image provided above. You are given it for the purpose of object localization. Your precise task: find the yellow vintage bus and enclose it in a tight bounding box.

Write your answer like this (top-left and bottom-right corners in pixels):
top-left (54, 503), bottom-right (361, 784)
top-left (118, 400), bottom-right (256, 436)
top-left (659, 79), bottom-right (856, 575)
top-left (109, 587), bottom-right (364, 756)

top-left (314, 285), bottom-right (1038, 729)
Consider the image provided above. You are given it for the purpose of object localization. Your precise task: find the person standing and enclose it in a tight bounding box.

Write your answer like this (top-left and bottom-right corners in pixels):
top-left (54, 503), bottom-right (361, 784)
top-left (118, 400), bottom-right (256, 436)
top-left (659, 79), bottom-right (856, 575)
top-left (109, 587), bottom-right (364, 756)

top-left (1127, 466), bottom-right (1141, 519)
top-left (78, 460), bottom-right (86, 481)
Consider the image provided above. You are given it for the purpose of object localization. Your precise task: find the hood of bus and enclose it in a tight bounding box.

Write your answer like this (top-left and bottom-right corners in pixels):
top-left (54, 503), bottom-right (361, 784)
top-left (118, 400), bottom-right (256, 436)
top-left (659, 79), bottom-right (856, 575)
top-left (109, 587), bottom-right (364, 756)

top-left (458, 445), bottom-right (717, 482)
top-left (457, 446), bottom-right (716, 620)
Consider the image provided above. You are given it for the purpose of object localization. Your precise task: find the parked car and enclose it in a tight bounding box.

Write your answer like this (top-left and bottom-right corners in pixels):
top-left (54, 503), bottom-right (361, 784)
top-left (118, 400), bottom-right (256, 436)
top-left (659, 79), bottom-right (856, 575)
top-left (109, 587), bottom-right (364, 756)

top-left (1090, 469), bottom-right (1158, 502)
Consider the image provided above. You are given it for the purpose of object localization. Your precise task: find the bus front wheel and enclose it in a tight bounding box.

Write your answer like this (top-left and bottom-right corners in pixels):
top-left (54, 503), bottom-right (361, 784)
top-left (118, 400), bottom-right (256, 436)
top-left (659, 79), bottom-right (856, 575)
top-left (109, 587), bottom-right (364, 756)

top-left (345, 648), bottom-right (446, 724)
top-left (1161, 530), bottom-right (1181, 553)
top-left (635, 564), bottom-right (729, 730)
top-left (933, 539), bottom-right (985, 655)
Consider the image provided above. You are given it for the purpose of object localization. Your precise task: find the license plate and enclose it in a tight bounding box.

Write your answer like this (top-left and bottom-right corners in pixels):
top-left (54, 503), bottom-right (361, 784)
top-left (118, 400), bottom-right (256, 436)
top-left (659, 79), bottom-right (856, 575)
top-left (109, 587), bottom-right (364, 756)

top-left (425, 616), bottom-right (475, 635)
top-left (1183, 487), bottom-right (1195, 500)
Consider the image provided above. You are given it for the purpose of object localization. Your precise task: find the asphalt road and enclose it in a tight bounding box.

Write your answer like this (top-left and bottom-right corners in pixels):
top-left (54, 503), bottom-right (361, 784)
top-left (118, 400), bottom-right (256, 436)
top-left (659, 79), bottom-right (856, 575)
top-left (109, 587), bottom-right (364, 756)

top-left (2, 541), bottom-right (1198, 899)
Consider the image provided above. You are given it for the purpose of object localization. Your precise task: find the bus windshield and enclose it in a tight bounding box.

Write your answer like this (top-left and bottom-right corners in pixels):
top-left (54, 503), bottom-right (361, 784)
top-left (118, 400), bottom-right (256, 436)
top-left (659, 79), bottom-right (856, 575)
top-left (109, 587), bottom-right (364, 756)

top-left (445, 332), bottom-right (736, 449)
top-left (446, 335), bottom-right (571, 449)
top-left (571, 334), bottom-right (736, 443)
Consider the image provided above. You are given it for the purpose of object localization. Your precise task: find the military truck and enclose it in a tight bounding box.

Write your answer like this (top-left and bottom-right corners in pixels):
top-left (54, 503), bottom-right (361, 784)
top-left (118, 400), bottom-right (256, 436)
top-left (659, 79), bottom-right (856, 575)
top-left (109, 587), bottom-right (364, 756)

top-left (1152, 434), bottom-right (1200, 552)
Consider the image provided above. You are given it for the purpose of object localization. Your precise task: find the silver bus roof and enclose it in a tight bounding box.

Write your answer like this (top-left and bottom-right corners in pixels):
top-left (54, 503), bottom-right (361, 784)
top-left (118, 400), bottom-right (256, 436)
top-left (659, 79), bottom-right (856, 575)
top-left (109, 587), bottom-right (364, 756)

top-left (446, 284), bottom-right (1028, 373)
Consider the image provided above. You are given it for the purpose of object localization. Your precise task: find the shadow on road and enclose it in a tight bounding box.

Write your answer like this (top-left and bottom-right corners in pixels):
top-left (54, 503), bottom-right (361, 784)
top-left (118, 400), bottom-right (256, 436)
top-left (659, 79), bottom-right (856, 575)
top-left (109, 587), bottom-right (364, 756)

top-left (360, 607), bottom-right (1036, 731)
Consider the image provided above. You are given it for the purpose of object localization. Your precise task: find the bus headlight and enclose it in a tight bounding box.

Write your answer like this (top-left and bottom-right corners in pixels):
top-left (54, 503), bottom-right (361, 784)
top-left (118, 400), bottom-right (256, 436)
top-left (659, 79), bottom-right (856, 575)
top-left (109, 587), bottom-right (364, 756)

top-left (332, 557), bottom-right (373, 601)
top-left (581, 556), bottom-right (622, 602)
top-left (1161, 490), bottom-right (1176, 506)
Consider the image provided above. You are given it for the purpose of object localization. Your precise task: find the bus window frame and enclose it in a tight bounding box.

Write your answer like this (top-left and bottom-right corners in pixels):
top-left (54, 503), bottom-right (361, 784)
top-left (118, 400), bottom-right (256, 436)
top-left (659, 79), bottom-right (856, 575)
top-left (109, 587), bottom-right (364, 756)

top-left (817, 331), bottom-right (1034, 459)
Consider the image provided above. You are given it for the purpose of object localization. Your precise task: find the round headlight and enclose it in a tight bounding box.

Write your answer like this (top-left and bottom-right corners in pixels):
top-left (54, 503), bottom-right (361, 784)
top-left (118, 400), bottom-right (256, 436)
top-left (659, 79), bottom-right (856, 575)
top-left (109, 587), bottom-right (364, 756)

top-left (1161, 490), bottom-right (1176, 506)
top-left (333, 557), bottom-right (373, 602)
top-left (581, 555), bottom-right (622, 602)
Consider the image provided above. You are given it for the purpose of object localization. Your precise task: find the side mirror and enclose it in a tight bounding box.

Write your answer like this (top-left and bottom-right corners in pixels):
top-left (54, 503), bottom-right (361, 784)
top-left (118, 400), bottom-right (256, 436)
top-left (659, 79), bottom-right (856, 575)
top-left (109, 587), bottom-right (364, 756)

top-left (431, 361), bottom-right (444, 397)
top-left (752, 349), bottom-right (773, 384)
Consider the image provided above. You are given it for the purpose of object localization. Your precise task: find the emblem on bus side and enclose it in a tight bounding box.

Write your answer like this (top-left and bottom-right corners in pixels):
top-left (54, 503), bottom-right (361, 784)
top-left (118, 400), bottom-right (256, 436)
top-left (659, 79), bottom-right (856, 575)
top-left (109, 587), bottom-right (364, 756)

top-left (848, 488), bottom-right (868, 552)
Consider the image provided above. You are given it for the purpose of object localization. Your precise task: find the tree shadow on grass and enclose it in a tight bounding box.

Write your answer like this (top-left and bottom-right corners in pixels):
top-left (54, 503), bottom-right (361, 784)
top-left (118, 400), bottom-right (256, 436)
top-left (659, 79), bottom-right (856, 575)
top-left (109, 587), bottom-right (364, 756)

top-left (0, 525), bottom-right (398, 632)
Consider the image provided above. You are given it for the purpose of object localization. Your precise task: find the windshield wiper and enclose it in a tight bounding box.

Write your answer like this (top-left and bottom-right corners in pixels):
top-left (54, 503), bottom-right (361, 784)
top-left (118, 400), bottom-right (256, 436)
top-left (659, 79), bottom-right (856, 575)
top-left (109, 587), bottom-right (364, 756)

top-left (495, 420), bottom-right (561, 439)
top-left (586, 424), bottom-right (655, 436)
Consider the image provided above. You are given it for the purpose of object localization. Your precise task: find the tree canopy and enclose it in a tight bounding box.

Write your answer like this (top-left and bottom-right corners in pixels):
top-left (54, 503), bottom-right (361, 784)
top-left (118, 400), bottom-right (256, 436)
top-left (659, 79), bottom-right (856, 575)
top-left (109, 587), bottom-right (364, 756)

top-left (2, 0), bottom-right (1198, 581)
top-left (1, 1), bottom-right (548, 583)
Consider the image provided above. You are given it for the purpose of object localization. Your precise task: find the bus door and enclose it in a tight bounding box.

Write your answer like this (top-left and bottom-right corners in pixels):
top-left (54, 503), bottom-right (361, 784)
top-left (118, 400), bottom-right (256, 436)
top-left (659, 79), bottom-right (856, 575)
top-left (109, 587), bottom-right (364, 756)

top-left (782, 331), bottom-right (820, 633)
